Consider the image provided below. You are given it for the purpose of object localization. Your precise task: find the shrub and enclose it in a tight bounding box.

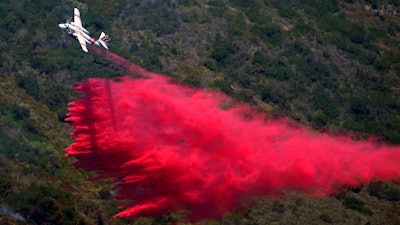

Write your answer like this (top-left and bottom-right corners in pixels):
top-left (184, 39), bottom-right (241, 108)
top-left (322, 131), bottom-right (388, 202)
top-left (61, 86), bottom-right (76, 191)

top-left (320, 213), bottom-right (333, 223)
top-left (204, 58), bottom-right (218, 71)
top-left (15, 76), bottom-right (40, 100)
top-left (12, 104), bottom-right (30, 121)
top-left (341, 195), bottom-right (373, 215)
top-left (251, 25), bottom-right (282, 46)
top-left (210, 46), bottom-right (235, 66)
top-left (368, 181), bottom-right (400, 201)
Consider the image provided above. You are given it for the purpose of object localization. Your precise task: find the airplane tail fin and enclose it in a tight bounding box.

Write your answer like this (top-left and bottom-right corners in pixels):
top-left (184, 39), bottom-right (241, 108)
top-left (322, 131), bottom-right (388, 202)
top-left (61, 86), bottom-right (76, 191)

top-left (96, 32), bottom-right (111, 50)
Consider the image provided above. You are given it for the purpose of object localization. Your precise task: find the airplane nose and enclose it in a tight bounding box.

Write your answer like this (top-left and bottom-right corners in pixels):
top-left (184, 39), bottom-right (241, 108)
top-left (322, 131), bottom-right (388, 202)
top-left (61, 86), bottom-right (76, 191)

top-left (58, 24), bottom-right (66, 29)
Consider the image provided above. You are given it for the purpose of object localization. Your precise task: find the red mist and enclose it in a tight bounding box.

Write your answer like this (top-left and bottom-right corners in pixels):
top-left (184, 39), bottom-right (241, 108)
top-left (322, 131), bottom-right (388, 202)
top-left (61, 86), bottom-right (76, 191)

top-left (65, 49), bottom-right (400, 221)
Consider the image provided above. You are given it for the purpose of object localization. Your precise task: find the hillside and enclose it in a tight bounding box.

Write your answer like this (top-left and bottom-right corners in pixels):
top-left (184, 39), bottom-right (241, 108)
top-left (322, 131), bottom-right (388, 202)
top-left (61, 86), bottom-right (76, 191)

top-left (0, 0), bottom-right (400, 224)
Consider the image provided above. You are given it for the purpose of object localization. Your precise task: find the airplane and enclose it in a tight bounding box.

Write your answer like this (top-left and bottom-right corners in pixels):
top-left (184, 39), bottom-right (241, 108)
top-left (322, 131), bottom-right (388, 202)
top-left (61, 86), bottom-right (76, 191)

top-left (58, 8), bottom-right (111, 52)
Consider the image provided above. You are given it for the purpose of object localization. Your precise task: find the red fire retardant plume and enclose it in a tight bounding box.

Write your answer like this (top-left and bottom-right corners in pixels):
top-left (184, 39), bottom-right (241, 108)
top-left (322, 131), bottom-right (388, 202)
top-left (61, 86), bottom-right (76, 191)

top-left (66, 50), bottom-right (400, 221)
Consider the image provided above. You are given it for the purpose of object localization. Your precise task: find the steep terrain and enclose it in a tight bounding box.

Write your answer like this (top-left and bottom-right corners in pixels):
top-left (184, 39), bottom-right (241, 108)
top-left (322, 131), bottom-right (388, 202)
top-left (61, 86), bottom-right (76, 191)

top-left (0, 0), bottom-right (400, 224)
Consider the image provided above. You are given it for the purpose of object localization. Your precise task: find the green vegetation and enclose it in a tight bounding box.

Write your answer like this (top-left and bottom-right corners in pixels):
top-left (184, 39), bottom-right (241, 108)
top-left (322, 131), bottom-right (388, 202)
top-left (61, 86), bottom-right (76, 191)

top-left (1, 0), bottom-right (400, 224)
top-left (339, 194), bottom-right (374, 215)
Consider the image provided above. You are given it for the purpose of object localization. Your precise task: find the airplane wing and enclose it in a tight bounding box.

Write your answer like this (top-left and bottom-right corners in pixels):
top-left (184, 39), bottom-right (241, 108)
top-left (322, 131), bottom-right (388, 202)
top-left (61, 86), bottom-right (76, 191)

top-left (74, 8), bottom-right (82, 28)
top-left (73, 8), bottom-right (90, 34)
top-left (76, 34), bottom-right (88, 52)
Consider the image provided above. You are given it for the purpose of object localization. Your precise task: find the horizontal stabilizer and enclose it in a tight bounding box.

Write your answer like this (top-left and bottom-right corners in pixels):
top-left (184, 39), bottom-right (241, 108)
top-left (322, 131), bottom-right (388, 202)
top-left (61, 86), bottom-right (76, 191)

top-left (96, 32), bottom-right (111, 50)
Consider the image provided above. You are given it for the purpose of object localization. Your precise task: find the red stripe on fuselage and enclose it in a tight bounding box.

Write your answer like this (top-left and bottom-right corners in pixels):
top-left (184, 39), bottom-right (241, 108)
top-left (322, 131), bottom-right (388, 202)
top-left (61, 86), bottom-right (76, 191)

top-left (74, 28), bottom-right (96, 44)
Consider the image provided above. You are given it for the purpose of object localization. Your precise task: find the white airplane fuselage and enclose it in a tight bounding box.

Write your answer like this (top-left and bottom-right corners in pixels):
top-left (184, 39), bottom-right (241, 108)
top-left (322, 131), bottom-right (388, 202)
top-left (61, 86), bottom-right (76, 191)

top-left (59, 22), bottom-right (96, 45)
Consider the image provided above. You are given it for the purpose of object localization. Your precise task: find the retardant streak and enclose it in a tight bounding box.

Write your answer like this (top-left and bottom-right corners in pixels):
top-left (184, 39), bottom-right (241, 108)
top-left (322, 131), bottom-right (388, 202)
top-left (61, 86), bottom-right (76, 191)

top-left (66, 50), bottom-right (400, 220)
